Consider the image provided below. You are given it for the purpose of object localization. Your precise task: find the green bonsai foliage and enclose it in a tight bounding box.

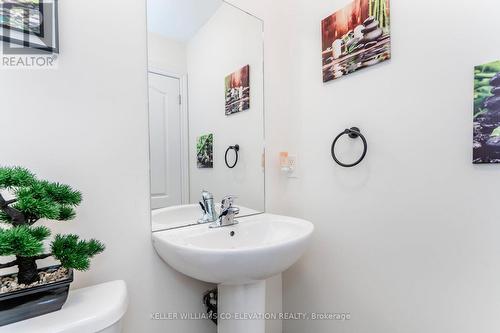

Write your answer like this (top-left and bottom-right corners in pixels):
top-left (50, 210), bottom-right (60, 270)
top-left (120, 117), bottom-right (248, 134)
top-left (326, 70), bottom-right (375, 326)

top-left (0, 167), bottom-right (105, 285)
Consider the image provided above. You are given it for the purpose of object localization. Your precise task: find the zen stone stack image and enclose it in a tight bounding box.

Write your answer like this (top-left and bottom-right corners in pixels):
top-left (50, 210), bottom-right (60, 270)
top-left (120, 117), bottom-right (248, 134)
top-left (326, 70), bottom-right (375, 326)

top-left (474, 60), bottom-right (500, 163)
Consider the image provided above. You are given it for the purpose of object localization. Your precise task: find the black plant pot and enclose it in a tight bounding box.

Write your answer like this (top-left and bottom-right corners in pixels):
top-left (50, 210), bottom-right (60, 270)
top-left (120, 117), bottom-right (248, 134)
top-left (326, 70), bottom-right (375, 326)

top-left (0, 265), bottom-right (73, 326)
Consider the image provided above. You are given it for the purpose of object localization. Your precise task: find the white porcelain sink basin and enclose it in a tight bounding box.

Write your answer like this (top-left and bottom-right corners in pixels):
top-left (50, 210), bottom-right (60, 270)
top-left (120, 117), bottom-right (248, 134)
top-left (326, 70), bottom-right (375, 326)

top-left (152, 213), bottom-right (313, 284)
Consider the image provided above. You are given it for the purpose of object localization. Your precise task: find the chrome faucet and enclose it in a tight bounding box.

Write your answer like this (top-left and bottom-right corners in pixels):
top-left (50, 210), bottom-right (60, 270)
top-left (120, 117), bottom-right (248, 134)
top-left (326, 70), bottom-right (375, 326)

top-left (210, 195), bottom-right (240, 228)
top-left (198, 190), bottom-right (218, 224)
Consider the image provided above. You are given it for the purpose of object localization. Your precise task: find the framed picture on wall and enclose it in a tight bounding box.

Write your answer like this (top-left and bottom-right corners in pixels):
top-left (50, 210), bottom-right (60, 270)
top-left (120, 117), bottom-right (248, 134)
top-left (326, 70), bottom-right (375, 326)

top-left (0, 0), bottom-right (59, 53)
top-left (474, 60), bottom-right (500, 164)
top-left (225, 65), bottom-right (250, 116)
top-left (321, 0), bottom-right (391, 82)
top-left (197, 133), bottom-right (214, 169)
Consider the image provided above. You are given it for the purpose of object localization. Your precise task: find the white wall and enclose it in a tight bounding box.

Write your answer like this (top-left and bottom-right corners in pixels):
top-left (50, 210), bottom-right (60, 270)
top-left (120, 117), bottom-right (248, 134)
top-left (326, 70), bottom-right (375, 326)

top-left (187, 3), bottom-right (265, 212)
top-left (148, 32), bottom-right (187, 74)
top-left (233, 0), bottom-right (500, 332)
top-left (0, 1), bottom-right (214, 333)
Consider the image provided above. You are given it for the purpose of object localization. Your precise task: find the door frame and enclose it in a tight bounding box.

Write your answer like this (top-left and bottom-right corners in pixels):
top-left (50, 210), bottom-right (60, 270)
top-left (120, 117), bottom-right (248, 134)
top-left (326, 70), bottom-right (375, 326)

top-left (148, 67), bottom-right (190, 205)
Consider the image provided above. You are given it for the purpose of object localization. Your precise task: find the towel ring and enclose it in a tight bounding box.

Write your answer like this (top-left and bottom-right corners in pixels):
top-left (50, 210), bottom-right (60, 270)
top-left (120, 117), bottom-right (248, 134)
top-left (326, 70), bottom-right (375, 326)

top-left (331, 127), bottom-right (367, 168)
top-left (225, 145), bottom-right (240, 169)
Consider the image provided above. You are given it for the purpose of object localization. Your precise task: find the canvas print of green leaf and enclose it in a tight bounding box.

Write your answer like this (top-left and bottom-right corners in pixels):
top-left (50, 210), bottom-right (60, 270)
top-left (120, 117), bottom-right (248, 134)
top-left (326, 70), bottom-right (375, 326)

top-left (474, 60), bottom-right (500, 163)
top-left (197, 133), bottom-right (214, 169)
top-left (0, 0), bottom-right (42, 36)
top-left (321, 0), bottom-right (391, 82)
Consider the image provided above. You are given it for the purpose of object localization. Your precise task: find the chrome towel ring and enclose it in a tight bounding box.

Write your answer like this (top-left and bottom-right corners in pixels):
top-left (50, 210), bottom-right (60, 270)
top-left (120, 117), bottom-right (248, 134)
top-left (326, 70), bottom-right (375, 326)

top-left (225, 145), bottom-right (240, 169)
top-left (331, 127), bottom-right (367, 168)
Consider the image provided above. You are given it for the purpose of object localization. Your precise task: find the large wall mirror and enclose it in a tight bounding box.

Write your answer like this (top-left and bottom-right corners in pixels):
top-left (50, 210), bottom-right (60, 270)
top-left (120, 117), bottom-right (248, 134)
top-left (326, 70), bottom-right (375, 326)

top-left (147, 0), bottom-right (265, 231)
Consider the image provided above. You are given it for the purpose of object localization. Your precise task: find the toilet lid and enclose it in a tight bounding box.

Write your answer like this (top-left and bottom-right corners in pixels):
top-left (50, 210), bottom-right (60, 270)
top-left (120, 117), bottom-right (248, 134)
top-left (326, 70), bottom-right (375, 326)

top-left (0, 280), bottom-right (128, 333)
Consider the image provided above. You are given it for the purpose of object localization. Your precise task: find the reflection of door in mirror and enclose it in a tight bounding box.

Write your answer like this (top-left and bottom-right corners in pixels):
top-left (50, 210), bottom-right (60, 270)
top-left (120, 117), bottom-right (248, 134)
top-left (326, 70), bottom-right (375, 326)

top-left (148, 72), bottom-right (186, 209)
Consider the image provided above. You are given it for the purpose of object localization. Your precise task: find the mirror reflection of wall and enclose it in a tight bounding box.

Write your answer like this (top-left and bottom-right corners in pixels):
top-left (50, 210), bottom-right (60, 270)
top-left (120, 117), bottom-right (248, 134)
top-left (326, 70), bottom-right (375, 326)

top-left (147, 0), bottom-right (265, 231)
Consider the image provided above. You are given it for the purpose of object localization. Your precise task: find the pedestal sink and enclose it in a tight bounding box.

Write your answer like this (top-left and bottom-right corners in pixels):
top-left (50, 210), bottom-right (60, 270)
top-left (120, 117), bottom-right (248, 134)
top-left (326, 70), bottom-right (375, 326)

top-left (152, 213), bottom-right (314, 333)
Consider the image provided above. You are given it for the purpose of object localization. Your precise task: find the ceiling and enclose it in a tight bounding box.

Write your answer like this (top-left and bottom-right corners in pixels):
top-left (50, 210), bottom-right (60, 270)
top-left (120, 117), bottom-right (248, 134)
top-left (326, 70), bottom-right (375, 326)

top-left (147, 0), bottom-right (222, 42)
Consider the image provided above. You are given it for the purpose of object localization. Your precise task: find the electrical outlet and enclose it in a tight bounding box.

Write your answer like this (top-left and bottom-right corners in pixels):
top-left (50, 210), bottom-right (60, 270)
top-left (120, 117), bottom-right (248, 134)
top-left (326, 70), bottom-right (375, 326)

top-left (287, 154), bottom-right (298, 178)
top-left (287, 154), bottom-right (297, 169)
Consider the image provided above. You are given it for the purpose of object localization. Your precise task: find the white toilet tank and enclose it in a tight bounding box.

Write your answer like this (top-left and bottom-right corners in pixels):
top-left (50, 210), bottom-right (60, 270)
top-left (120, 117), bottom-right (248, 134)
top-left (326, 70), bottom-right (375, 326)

top-left (0, 280), bottom-right (128, 333)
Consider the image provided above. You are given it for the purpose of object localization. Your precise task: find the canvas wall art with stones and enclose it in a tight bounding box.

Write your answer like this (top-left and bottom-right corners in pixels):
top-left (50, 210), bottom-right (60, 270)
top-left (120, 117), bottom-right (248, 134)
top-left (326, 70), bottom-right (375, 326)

top-left (225, 65), bottom-right (250, 116)
top-left (474, 60), bottom-right (500, 163)
top-left (321, 0), bottom-right (391, 82)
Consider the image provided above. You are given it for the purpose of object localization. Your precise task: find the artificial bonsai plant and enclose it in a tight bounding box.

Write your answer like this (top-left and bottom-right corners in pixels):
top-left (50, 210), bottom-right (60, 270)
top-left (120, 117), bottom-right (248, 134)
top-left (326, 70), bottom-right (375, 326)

top-left (0, 166), bottom-right (105, 285)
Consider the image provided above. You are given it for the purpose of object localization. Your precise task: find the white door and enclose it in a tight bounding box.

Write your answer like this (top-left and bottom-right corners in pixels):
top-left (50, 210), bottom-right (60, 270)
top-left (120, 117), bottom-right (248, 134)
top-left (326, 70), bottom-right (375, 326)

top-left (148, 73), bottom-right (183, 209)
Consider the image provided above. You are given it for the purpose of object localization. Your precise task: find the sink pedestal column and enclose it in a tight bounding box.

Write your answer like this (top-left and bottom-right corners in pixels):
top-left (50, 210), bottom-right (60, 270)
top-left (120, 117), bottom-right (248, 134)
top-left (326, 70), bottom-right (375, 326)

top-left (218, 281), bottom-right (266, 333)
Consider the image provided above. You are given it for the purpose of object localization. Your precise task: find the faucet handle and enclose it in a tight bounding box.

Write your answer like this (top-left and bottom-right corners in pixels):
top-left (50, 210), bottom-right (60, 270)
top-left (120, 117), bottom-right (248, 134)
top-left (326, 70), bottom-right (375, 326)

top-left (220, 206), bottom-right (240, 217)
top-left (198, 201), bottom-right (207, 214)
top-left (221, 195), bottom-right (238, 210)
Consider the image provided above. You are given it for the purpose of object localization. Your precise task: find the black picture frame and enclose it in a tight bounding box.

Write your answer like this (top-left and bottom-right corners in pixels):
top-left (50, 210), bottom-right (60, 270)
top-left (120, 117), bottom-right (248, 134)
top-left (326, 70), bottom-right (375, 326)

top-left (0, 0), bottom-right (44, 37)
top-left (0, 0), bottom-right (58, 54)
